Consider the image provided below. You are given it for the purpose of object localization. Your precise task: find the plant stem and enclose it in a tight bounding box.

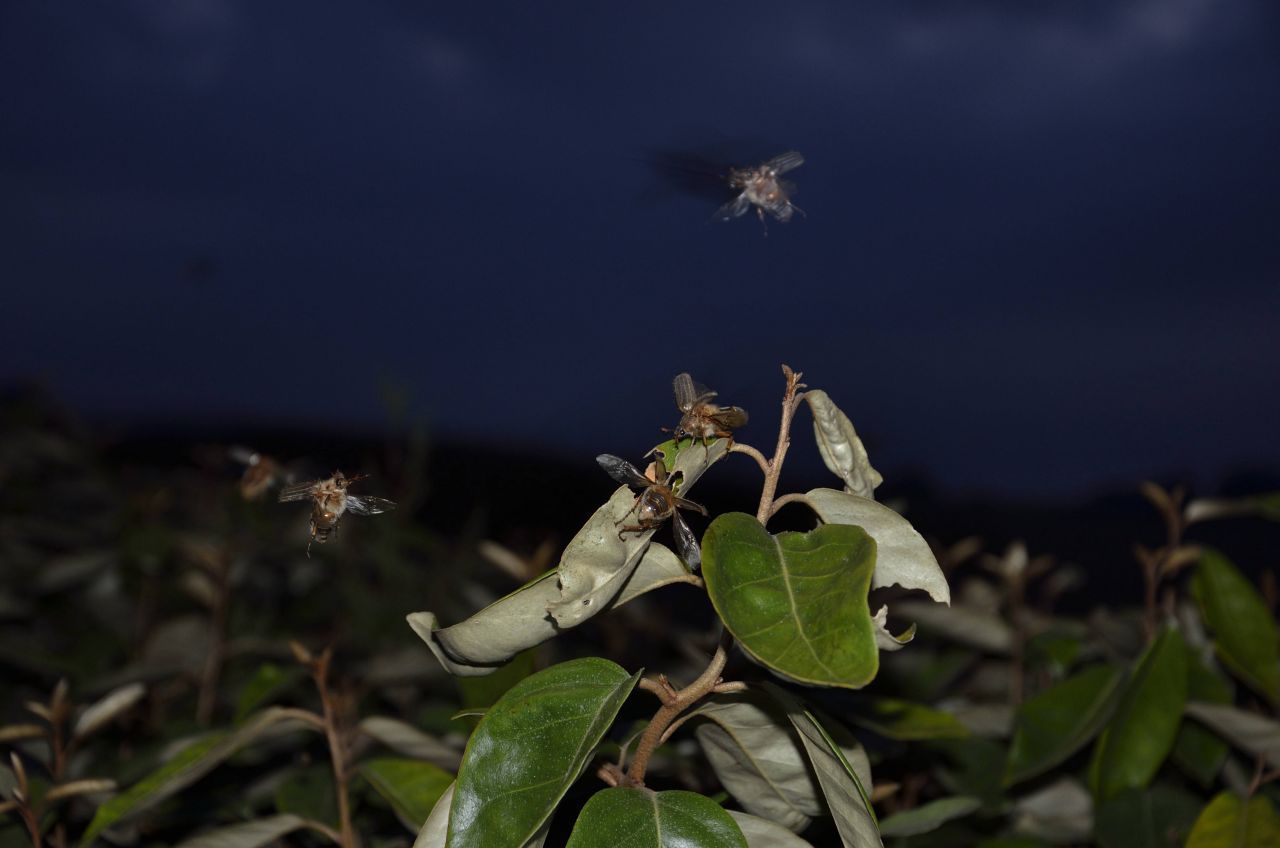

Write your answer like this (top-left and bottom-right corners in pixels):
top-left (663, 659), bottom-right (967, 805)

top-left (625, 629), bottom-right (732, 786)
top-left (756, 365), bottom-right (806, 524)
top-left (308, 649), bottom-right (358, 848)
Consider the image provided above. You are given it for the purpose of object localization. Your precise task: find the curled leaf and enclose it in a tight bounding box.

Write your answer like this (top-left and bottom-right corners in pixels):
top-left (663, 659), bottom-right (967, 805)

top-left (805, 390), bottom-right (882, 499)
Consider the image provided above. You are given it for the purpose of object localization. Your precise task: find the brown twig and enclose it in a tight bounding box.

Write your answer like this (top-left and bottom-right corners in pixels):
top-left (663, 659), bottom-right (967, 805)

top-left (756, 365), bottom-right (806, 524)
top-left (625, 629), bottom-right (732, 786)
top-left (728, 442), bottom-right (770, 477)
top-left (298, 646), bottom-right (359, 848)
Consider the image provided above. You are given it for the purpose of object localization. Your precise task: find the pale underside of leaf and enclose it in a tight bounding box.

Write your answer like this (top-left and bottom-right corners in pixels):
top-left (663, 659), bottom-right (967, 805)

top-left (358, 716), bottom-right (461, 770)
top-left (727, 811), bottom-right (816, 847)
top-left (74, 682), bottom-right (146, 740)
top-left (174, 814), bottom-right (310, 848)
top-left (410, 441), bottom-right (724, 677)
top-left (803, 488), bottom-right (950, 605)
top-left (1185, 701), bottom-right (1280, 768)
top-left (805, 390), bottom-right (883, 499)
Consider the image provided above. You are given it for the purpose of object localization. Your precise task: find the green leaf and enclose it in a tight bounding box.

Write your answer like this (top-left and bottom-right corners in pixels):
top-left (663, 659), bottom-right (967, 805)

top-left (174, 814), bottom-right (311, 848)
top-left (79, 708), bottom-right (319, 846)
top-left (1193, 550), bottom-right (1280, 704)
top-left (456, 650), bottom-right (537, 712)
top-left (804, 390), bottom-right (883, 499)
top-left (878, 796), bottom-right (981, 837)
top-left (1184, 702), bottom-right (1280, 768)
top-left (690, 692), bottom-right (869, 832)
top-left (802, 488), bottom-right (949, 605)
top-left (702, 513), bottom-right (879, 688)
top-left (564, 788), bottom-right (747, 848)
top-left (360, 758), bottom-right (453, 832)
top-left (851, 698), bottom-right (971, 742)
top-left (1094, 785), bottom-right (1200, 848)
top-left (1173, 654), bottom-right (1233, 786)
top-left (1005, 664), bottom-right (1125, 785)
top-left (234, 663), bottom-right (300, 722)
top-left (1089, 627), bottom-right (1188, 801)
top-left (274, 764), bottom-right (336, 828)
top-left (726, 811), bottom-right (815, 847)
top-left (1186, 792), bottom-right (1280, 848)
top-left (766, 684), bottom-right (882, 848)
top-left (446, 658), bottom-right (639, 848)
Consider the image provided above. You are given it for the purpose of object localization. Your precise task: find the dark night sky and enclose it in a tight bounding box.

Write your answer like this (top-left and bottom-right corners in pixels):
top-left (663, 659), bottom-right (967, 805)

top-left (2, 1), bottom-right (1278, 497)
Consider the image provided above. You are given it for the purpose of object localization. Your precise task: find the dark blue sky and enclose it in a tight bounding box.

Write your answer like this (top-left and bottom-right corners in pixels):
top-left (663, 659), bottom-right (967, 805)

top-left (3, 1), bottom-right (1278, 497)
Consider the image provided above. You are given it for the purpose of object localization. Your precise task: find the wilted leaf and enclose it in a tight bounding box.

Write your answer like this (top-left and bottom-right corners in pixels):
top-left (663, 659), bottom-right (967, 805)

top-left (703, 513), bottom-right (878, 688)
top-left (766, 685), bottom-right (882, 848)
top-left (878, 796), bottom-right (981, 837)
top-left (564, 788), bottom-right (746, 848)
top-left (1094, 785), bottom-right (1199, 848)
top-left (174, 814), bottom-right (310, 848)
top-left (1192, 550), bottom-right (1280, 704)
top-left (803, 488), bottom-right (950, 605)
top-left (74, 683), bottom-right (145, 740)
top-left (1186, 792), bottom-right (1280, 848)
top-left (447, 658), bottom-right (639, 848)
top-left (851, 698), bottom-right (970, 741)
top-left (358, 717), bottom-right (460, 770)
top-left (1089, 627), bottom-right (1188, 801)
top-left (80, 708), bottom-right (320, 846)
top-left (1005, 665), bottom-right (1124, 785)
top-left (1184, 702), bottom-right (1280, 768)
top-left (360, 758), bottom-right (453, 831)
top-left (804, 390), bottom-right (882, 499)
top-left (409, 542), bottom-right (690, 677)
top-left (726, 811), bottom-right (815, 847)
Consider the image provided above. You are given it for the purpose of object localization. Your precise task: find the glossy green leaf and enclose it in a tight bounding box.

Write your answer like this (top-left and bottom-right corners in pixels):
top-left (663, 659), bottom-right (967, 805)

top-left (1193, 550), bottom-right (1280, 704)
top-left (1094, 785), bottom-right (1199, 848)
top-left (726, 811), bottom-right (815, 847)
top-left (564, 788), bottom-right (746, 847)
top-left (361, 758), bottom-right (453, 831)
top-left (1186, 792), bottom-right (1280, 848)
top-left (1089, 627), bottom-right (1188, 801)
top-left (1184, 702), bottom-right (1280, 768)
top-left (456, 649), bottom-right (537, 713)
top-left (702, 513), bottom-right (879, 688)
top-left (1173, 654), bottom-right (1233, 786)
top-left (852, 698), bottom-right (971, 742)
top-left (174, 814), bottom-right (310, 848)
top-left (1005, 665), bottom-right (1124, 785)
top-left (879, 796), bottom-right (981, 838)
top-left (447, 658), bottom-right (639, 848)
top-left (79, 708), bottom-right (319, 846)
top-left (766, 684), bottom-right (882, 848)
top-left (691, 692), bottom-right (870, 832)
